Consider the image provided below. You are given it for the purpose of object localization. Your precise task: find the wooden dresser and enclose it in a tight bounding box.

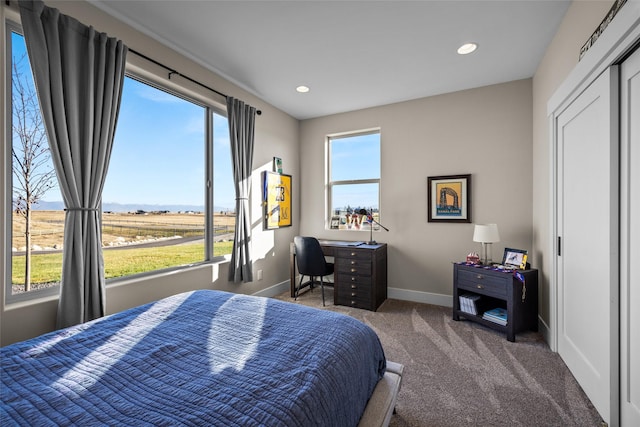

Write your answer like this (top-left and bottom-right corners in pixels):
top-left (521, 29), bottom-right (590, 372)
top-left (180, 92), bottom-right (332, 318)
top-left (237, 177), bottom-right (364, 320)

top-left (453, 262), bottom-right (538, 342)
top-left (290, 240), bottom-right (387, 311)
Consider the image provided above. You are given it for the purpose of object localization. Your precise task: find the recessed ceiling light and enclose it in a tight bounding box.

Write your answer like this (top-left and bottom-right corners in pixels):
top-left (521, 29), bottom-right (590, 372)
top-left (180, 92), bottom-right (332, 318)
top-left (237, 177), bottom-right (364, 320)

top-left (457, 43), bottom-right (478, 55)
top-left (296, 85), bottom-right (310, 93)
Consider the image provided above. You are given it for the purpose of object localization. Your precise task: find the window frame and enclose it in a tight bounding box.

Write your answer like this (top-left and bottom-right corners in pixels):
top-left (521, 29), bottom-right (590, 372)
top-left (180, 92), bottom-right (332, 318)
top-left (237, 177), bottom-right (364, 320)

top-left (4, 18), bottom-right (233, 304)
top-left (326, 128), bottom-right (382, 230)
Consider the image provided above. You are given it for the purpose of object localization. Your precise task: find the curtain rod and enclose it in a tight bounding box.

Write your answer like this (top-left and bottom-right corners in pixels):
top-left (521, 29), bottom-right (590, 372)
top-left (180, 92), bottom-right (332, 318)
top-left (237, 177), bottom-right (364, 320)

top-left (129, 48), bottom-right (262, 115)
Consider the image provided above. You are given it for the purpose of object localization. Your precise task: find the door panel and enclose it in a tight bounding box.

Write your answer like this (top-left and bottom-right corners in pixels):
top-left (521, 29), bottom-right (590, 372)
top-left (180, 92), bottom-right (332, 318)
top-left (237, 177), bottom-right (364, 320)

top-left (556, 67), bottom-right (618, 424)
top-left (620, 46), bottom-right (640, 427)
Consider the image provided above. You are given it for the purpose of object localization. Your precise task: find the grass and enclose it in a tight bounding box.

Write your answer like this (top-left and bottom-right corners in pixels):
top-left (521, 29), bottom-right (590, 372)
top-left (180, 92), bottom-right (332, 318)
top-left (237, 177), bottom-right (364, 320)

top-left (11, 241), bottom-right (234, 285)
top-left (11, 210), bottom-right (236, 287)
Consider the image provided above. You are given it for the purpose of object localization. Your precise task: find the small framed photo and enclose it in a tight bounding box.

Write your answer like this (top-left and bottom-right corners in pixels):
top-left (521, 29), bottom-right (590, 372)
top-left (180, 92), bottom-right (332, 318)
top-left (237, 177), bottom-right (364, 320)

top-left (502, 248), bottom-right (528, 269)
top-left (273, 157), bottom-right (283, 174)
top-left (427, 174), bottom-right (471, 222)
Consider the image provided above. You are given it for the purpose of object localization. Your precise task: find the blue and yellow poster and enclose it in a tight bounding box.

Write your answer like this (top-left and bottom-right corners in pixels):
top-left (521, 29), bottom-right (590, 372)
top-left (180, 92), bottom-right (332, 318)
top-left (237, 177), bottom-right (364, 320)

top-left (263, 171), bottom-right (292, 229)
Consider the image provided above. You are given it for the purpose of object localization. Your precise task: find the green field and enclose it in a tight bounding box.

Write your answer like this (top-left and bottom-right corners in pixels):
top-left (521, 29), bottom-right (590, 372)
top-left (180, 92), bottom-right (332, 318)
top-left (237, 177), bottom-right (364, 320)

top-left (12, 211), bottom-right (235, 289)
top-left (12, 241), bottom-right (234, 285)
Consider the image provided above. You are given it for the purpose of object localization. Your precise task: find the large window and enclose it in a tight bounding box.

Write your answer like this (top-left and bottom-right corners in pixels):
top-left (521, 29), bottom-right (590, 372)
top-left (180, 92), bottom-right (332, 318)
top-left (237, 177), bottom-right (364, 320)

top-left (101, 77), bottom-right (234, 280)
top-left (6, 24), bottom-right (235, 302)
top-left (327, 130), bottom-right (381, 230)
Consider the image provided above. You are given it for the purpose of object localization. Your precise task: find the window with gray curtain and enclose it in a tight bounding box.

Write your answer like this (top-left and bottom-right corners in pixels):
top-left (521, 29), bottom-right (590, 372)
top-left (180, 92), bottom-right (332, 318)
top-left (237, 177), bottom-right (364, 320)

top-left (19, 0), bottom-right (128, 327)
top-left (5, 20), bottom-right (235, 303)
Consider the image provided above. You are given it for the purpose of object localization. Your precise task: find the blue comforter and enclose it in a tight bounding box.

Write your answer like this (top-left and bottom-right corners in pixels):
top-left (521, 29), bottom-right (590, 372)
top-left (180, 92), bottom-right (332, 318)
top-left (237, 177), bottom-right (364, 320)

top-left (1, 290), bottom-right (386, 426)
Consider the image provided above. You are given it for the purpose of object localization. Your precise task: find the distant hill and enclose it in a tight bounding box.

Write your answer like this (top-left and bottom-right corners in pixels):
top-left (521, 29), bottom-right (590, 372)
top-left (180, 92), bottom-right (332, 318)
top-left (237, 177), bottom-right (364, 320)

top-left (30, 200), bottom-right (232, 213)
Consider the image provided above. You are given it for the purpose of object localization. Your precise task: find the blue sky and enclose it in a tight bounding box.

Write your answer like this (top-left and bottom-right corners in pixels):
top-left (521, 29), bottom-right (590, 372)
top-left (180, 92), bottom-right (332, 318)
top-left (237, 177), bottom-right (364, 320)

top-left (102, 77), bottom-right (235, 210)
top-left (12, 31), bottom-right (235, 211)
top-left (12, 31), bottom-right (379, 213)
top-left (330, 133), bottom-right (381, 211)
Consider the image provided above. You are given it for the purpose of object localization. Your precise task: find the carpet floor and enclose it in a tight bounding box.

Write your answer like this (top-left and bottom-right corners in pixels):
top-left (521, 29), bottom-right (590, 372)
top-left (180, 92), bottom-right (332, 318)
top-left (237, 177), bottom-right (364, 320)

top-left (273, 288), bottom-right (603, 427)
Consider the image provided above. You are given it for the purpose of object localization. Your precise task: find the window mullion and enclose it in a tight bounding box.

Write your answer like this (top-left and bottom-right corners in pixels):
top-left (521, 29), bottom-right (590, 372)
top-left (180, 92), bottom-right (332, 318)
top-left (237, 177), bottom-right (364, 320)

top-left (331, 178), bottom-right (379, 186)
top-left (205, 108), bottom-right (213, 260)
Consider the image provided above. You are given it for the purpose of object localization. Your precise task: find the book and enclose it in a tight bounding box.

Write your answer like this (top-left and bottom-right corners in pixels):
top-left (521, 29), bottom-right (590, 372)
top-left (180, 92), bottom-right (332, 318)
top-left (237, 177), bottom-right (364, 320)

top-left (459, 294), bottom-right (482, 315)
top-left (482, 307), bottom-right (508, 325)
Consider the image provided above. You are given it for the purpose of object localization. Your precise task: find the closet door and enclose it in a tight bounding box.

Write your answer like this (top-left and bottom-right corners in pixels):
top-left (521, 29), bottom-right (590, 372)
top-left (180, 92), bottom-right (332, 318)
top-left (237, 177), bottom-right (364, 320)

top-left (620, 47), bottom-right (640, 427)
top-left (556, 67), bottom-right (618, 425)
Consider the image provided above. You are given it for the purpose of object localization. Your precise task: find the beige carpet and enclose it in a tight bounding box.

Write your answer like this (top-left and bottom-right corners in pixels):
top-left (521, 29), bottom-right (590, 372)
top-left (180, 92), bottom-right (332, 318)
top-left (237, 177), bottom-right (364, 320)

top-left (274, 288), bottom-right (603, 427)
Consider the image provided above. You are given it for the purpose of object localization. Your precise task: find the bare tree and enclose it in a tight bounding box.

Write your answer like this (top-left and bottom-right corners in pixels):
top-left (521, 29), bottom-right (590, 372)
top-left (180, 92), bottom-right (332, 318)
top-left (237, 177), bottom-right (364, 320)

top-left (12, 54), bottom-right (56, 292)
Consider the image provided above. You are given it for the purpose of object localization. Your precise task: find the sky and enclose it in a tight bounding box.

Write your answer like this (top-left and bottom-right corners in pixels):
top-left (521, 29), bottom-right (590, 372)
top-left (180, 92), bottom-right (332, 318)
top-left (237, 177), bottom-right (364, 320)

top-left (102, 77), bottom-right (235, 210)
top-left (12, 31), bottom-right (235, 211)
top-left (330, 133), bottom-right (381, 211)
top-left (12, 31), bottom-right (379, 213)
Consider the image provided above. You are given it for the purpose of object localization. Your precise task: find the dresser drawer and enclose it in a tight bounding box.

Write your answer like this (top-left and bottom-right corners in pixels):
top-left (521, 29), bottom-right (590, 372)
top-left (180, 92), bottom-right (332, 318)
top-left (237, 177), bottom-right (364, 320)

top-left (335, 289), bottom-right (372, 309)
top-left (336, 273), bottom-right (372, 287)
top-left (336, 258), bottom-right (372, 276)
top-left (335, 248), bottom-right (373, 261)
top-left (336, 285), bottom-right (371, 301)
top-left (456, 269), bottom-right (508, 298)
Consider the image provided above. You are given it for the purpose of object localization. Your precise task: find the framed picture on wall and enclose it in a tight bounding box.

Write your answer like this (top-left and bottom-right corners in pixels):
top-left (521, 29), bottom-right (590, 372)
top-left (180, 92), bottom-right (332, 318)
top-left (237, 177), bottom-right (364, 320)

top-left (427, 174), bottom-right (471, 222)
top-left (263, 171), bottom-right (292, 229)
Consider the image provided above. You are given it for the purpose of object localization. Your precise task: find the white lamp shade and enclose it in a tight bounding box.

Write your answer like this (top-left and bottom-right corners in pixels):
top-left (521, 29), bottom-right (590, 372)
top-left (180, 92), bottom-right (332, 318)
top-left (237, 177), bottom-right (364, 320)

top-left (473, 224), bottom-right (500, 243)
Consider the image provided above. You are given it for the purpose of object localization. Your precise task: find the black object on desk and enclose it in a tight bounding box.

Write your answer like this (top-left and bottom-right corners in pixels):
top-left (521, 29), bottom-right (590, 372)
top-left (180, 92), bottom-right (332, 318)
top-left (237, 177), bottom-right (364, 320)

top-left (290, 240), bottom-right (387, 311)
top-left (452, 263), bottom-right (538, 342)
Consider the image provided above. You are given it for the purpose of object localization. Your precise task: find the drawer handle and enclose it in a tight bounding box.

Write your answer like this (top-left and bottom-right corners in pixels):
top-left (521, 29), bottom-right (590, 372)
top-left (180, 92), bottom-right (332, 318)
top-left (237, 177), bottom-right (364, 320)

top-left (351, 292), bottom-right (356, 297)
top-left (476, 284), bottom-right (484, 289)
top-left (351, 252), bottom-right (356, 256)
top-left (351, 268), bottom-right (357, 273)
top-left (476, 274), bottom-right (484, 279)
top-left (350, 261), bottom-right (356, 265)
top-left (351, 277), bottom-right (356, 281)
top-left (351, 300), bottom-right (356, 305)
top-left (351, 284), bottom-right (357, 289)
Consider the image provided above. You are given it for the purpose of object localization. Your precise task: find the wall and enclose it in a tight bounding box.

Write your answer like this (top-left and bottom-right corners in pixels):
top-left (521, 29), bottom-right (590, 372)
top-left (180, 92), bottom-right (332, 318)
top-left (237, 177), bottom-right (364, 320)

top-left (0, 1), bottom-right (299, 345)
top-left (531, 0), bottom-right (612, 332)
top-left (299, 79), bottom-right (533, 304)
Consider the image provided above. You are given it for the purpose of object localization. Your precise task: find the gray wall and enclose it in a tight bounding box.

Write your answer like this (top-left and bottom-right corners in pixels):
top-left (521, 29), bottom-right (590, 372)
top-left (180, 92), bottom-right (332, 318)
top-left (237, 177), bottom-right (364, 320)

top-left (299, 79), bottom-right (533, 303)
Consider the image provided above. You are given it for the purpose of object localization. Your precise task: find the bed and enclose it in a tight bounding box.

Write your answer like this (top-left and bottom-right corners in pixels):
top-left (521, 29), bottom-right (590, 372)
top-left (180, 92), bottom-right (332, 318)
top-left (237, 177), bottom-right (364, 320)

top-left (1, 290), bottom-right (403, 426)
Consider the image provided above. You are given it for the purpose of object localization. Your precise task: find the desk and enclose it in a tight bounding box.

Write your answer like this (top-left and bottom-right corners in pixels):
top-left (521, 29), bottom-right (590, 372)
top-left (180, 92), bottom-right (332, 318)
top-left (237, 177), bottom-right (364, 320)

top-left (290, 240), bottom-right (387, 311)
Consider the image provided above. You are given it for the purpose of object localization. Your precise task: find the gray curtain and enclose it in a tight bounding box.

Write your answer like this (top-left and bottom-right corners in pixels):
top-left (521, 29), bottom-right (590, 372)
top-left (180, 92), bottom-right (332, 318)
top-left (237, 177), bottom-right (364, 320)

top-left (227, 97), bottom-right (256, 283)
top-left (19, 0), bottom-right (127, 328)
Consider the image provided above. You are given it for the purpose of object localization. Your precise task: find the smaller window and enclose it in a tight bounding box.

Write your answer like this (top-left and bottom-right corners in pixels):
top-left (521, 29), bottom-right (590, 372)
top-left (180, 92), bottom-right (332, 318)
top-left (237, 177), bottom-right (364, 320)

top-left (327, 130), bottom-right (381, 231)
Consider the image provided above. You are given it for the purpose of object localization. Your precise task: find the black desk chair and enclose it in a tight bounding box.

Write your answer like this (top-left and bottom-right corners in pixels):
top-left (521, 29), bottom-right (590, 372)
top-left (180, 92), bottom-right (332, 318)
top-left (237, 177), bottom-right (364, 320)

top-left (293, 236), bottom-right (334, 306)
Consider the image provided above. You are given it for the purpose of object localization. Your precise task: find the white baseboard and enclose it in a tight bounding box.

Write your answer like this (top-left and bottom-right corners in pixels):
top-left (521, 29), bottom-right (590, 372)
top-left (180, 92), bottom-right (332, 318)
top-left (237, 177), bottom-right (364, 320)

top-left (257, 282), bottom-right (454, 307)
top-left (259, 282), bottom-right (552, 348)
top-left (252, 281), bottom-right (290, 298)
top-left (387, 287), bottom-right (452, 307)
top-left (538, 315), bottom-right (552, 350)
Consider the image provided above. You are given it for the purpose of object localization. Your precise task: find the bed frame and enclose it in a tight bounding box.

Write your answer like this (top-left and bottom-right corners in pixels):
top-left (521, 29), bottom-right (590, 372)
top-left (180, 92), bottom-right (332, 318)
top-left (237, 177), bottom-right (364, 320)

top-left (359, 360), bottom-right (405, 427)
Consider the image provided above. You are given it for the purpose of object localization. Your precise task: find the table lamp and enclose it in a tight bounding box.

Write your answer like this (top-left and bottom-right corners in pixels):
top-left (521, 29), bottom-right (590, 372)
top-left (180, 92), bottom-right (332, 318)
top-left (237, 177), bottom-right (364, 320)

top-left (473, 223), bottom-right (500, 264)
top-left (358, 209), bottom-right (389, 245)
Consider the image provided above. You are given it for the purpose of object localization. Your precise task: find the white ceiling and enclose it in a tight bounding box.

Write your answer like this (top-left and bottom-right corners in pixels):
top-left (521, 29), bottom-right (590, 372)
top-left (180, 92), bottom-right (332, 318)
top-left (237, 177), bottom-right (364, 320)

top-left (91, 0), bottom-right (572, 120)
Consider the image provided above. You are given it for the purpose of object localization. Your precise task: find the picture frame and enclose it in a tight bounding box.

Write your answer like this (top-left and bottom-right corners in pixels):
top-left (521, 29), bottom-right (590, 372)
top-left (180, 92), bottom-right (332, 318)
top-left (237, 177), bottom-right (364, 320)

top-left (502, 248), bottom-right (528, 269)
top-left (427, 174), bottom-right (471, 222)
top-left (273, 157), bottom-right (283, 174)
top-left (262, 171), bottom-right (292, 229)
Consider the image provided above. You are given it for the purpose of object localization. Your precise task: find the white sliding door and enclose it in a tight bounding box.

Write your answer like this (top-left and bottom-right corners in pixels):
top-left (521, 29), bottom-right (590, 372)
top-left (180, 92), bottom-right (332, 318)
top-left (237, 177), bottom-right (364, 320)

top-left (620, 46), bottom-right (640, 427)
top-left (555, 67), bottom-right (619, 425)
